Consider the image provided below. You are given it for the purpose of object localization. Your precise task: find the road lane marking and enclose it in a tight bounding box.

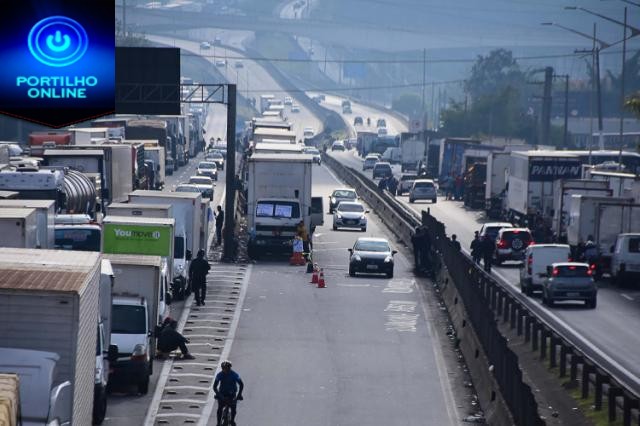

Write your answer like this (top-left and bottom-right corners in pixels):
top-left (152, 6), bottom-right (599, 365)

top-left (382, 278), bottom-right (415, 293)
top-left (622, 293), bottom-right (634, 301)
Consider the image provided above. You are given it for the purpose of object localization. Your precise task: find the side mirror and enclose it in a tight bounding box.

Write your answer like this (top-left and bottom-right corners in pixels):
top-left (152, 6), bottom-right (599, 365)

top-left (546, 266), bottom-right (553, 277)
top-left (392, 250), bottom-right (398, 255)
top-left (348, 248), bottom-right (353, 253)
top-left (186, 250), bottom-right (192, 261)
top-left (165, 291), bottom-right (173, 305)
top-left (106, 344), bottom-right (119, 363)
top-left (365, 210), bottom-right (370, 214)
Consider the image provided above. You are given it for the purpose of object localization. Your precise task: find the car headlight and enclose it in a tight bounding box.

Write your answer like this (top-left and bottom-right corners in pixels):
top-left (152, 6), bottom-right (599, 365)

top-left (360, 215), bottom-right (366, 221)
top-left (353, 254), bottom-right (362, 262)
top-left (331, 197), bottom-right (336, 204)
top-left (384, 256), bottom-right (393, 263)
top-left (336, 213), bottom-right (342, 219)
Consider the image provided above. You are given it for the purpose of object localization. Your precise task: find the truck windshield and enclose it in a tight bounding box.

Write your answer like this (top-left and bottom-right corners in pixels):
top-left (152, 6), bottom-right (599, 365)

top-left (174, 236), bottom-right (185, 259)
top-left (256, 201), bottom-right (300, 218)
top-left (112, 305), bottom-right (147, 334)
top-left (54, 228), bottom-right (101, 252)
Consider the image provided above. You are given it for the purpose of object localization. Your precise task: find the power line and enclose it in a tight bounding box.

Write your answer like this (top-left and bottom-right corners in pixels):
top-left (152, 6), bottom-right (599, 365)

top-left (183, 48), bottom-right (639, 65)
top-left (238, 80), bottom-right (465, 94)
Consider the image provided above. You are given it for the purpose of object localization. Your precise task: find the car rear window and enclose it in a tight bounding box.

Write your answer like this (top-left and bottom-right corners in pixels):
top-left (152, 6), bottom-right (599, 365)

top-left (414, 181), bottom-right (434, 189)
top-left (355, 240), bottom-right (390, 252)
top-left (375, 164), bottom-right (391, 170)
top-left (401, 175), bottom-right (417, 181)
top-left (554, 265), bottom-right (590, 278)
top-left (502, 230), bottom-right (532, 242)
top-left (629, 237), bottom-right (640, 253)
top-left (333, 190), bottom-right (356, 198)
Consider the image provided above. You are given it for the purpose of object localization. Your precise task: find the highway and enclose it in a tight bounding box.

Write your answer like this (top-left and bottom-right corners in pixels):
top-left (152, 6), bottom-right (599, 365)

top-left (146, 34), bottom-right (324, 142)
top-left (215, 161), bottom-right (459, 426)
top-left (328, 148), bottom-right (640, 388)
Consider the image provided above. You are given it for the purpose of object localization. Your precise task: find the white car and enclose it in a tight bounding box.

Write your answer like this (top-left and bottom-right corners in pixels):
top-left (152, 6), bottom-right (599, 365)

top-left (303, 127), bottom-right (315, 138)
top-left (611, 233), bottom-right (640, 285)
top-left (333, 201), bottom-right (368, 232)
top-left (409, 179), bottom-right (437, 203)
top-left (188, 175), bottom-right (215, 200)
top-left (197, 161), bottom-right (218, 180)
top-left (235, 61), bottom-right (244, 69)
top-left (215, 59), bottom-right (226, 67)
top-left (200, 41), bottom-right (211, 49)
top-left (284, 96), bottom-right (293, 105)
top-left (520, 244), bottom-right (571, 296)
top-left (291, 104), bottom-right (300, 113)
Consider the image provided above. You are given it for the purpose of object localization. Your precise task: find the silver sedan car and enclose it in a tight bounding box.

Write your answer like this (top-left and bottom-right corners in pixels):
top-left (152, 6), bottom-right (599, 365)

top-left (333, 201), bottom-right (368, 232)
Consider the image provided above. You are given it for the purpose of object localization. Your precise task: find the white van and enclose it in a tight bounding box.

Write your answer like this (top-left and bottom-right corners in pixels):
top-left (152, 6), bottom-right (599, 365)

top-left (611, 233), bottom-right (640, 285)
top-left (520, 244), bottom-right (571, 296)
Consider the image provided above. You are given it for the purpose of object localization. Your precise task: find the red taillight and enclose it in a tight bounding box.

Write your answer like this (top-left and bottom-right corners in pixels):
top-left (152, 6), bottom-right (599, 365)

top-left (513, 230), bottom-right (520, 234)
top-left (497, 240), bottom-right (507, 248)
top-left (527, 256), bottom-right (532, 275)
top-left (568, 257), bottom-right (573, 262)
top-left (569, 266), bottom-right (576, 270)
top-left (552, 268), bottom-right (559, 276)
top-left (528, 241), bottom-right (535, 246)
top-left (587, 269), bottom-right (593, 276)
top-left (589, 263), bottom-right (596, 270)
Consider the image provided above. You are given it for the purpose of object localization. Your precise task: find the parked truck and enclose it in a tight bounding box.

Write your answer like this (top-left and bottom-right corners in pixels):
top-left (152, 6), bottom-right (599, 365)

top-left (0, 199), bottom-right (56, 249)
top-left (506, 151), bottom-right (582, 225)
top-left (0, 208), bottom-right (38, 248)
top-left (463, 162), bottom-right (487, 209)
top-left (126, 120), bottom-right (172, 171)
top-left (28, 131), bottom-right (72, 156)
top-left (246, 153), bottom-right (323, 258)
top-left (484, 151), bottom-right (510, 219)
top-left (567, 195), bottom-right (640, 275)
top-left (551, 179), bottom-right (611, 240)
top-left (128, 191), bottom-right (203, 295)
top-left (143, 145), bottom-right (166, 190)
top-left (399, 134), bottom-right (426, 172)
top-left (0, 248), bottom-right (101, 426)
top-left (104, 253), bottom-right (169, 395)
top-left (107, 202), bottom-right (173, 218)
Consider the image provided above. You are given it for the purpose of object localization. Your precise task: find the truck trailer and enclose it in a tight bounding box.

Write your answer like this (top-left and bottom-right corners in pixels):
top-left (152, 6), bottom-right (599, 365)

top-left (0, 208), bottom-right (38, 248)
top-left (0, 200), bottom-right (55, 249)
top-left (0, 248), bottom-right (101, 426)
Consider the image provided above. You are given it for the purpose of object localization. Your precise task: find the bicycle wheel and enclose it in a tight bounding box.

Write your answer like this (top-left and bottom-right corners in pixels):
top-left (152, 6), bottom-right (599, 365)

top-left (221, 406), bottom-right (231, 426)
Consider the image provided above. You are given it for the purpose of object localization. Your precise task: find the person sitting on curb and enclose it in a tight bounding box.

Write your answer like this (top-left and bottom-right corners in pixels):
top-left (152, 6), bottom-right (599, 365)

top-left (157, 319), bottom-right (195, 360)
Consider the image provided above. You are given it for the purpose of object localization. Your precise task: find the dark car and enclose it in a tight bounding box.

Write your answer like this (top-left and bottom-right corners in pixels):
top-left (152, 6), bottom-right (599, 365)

top-left (372, 162), bottom-right (393, 179)
top-left (348, 237), bottom-right (397, 278)
top-left (354, 116), bottom-right (364, 126)
top-left (542, 262), bottom-right (597, 308)
top-left (494, 227), bottom-right (533, 264)
top-left (329, 188), bottom-right (357, 213)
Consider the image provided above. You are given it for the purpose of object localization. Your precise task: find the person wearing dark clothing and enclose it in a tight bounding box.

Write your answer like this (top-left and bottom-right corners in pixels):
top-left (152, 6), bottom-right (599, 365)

top-left (411, 227), bottom-right (425, 271)
top-left (388, 176), bottom-right (398, 195)
top-left (189, 249), bottom-right (211, 306)
top-left (451, 234), bottom-right (461, 252)
top-left (215, 205), bottom-right (225, 246)
top-left (157, 319), bottom-right (195, 359)
top-left (378, 177), bottom-right (388, 191)
top-left (214, 361), bottom-right (244, 426)
top-left (470, 231), bottom-right (482, 264)
top-left (481, 235), bottom-right (495, 273)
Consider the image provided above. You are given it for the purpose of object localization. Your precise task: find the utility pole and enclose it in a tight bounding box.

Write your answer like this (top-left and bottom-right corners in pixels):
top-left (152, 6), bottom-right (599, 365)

top-left (618, 7), bottom-right (628, 170)
top-left (222, 85), bottom-right (237, 262)
top-left (540, 67), bottom-right (553, 146)
top-left (122, 0), bottom-right (127, 37)
top-left (563, 75), bottom-right (569, 149)
top-left (421, 49), bottom-right (426, 126)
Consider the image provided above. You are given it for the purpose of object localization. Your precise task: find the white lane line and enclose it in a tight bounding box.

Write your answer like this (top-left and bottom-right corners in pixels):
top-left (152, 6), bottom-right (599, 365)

top-left (197, 264), bottom-right (252, 426)
top-left (336, 283), bottom-right (371, 287)
top-left (622, 293), bottom-right (634, 301)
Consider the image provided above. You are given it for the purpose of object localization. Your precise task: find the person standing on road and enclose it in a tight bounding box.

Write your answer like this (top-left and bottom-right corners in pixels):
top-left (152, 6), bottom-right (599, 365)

top-left (481, 234), bottom-right (495, 273)
top-left (215, 205), bottom-right (225, 246)
top-left (214, 361), bottom-right (244, 426)
top-left (297, 220), bottom-right (311, 258)
top-left (470, 231), bottom-right (482, 264)
top-left (189, 249), bottom-right (210, 306)
top-left (451, 234), bottom-right (461, 252)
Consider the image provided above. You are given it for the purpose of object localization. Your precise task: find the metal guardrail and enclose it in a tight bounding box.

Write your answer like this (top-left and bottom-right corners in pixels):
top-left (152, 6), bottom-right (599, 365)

top-left (323, 152), bottom-right (640, 426)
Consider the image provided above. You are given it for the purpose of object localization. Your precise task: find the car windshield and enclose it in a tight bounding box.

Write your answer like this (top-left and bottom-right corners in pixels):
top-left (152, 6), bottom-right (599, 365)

top-left (401, 175), bottom-right (417, 181)
top-left (502, 230), bottom-right (532, 242)
top-left (414, 181), bottom-right (434, 188)
top-left (365, 158), bottom-right (376, 163)
top-left (375, 164), bottom-right (391, 170)
top-left (198, 162), bottom-right (217, 169)
top-left (256, 201), bottom-right (300, 218)
top-left (112, 305), bottom-right (147, 334)
top-left (54, 228), bottom-right (101, 252)
top-left (338, 203), bottom-right (364, 213)
top-left (484, 226), bottom-right (509, 239)
top-left (555, 265), bottom-right (590, 278)
top-left (333, 190), bottom-right (356, 198)
top-left (208, 153), bottom-right (223, 159)
top-left (176, 185), bottom-right (200, 193)
top-left (629, 237), bottom-right (640, 253)
top-left (189, 177), bottom-right (211, 185)
top-left (355, 240), bottom-right (390, 252)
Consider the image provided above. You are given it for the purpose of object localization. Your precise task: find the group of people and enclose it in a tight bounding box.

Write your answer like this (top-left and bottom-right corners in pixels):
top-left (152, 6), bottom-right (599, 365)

top-left (378, 175), bottom-right (399, 195)
top-left (470, 231), bottom-right (497, 272)
top-left (440, 173), bottom-right (465, 201)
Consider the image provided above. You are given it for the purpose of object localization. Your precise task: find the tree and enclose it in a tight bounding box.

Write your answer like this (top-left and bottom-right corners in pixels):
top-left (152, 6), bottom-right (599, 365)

top-left (465, 49), bottom-right (526, 101)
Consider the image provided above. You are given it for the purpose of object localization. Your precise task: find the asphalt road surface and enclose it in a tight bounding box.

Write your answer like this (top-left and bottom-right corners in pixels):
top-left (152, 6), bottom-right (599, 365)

top-left (218, 161), bottom-right (457, 426)
top-left (329, 148), bottom-right (640, 388)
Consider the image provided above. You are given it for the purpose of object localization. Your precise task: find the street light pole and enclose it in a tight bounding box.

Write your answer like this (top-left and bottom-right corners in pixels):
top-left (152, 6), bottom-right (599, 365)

top-left (618, 7), bottom-right (628, 169)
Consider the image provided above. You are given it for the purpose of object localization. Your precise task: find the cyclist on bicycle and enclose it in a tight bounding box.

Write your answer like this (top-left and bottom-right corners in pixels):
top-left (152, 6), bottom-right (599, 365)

top-left (214, 360), bottom-right (244, 426)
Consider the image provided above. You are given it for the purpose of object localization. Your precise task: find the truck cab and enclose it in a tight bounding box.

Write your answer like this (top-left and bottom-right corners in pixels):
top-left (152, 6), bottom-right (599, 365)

top-left (110, 296), bottom-right (153, 394)
top-left (54, 214), bottom-right (101, 252)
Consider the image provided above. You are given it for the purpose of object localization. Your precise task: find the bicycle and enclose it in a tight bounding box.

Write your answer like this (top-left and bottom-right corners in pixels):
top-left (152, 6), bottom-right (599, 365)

top-left (216, 394), bottom-right (242, 426)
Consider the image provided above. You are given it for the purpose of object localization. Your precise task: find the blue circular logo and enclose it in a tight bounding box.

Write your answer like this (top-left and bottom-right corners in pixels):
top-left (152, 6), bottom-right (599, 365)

top-left (28, 16), bottom-right (89, 67)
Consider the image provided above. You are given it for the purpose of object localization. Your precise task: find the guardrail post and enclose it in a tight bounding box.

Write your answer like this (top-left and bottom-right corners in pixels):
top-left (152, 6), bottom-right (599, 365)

top-left (516, 309), bottom-right (524, 336)
top-left (490, 285), bottom-right (498, 310)
top-left (503, 297), bottom-right (510, 323)
top-left (570, 354), bottom-right (583, 384)
top-left (594, 372), bottom-right (609, 411)
top-left (549, 335), bottom-right (557, 369)
top-left (531, 320), bottom-right (539, 352)
top-left (510, 303), bottom-right (517, 329)
top-left (559, 344), bottom-right (570, 377)
top-left (608, 387), bottom-right (622, 422)
top-left (540, 328), bottom-right (548, 360)
top-left (582, 363), bottom-right (594, 399)
top-left (623, 394), bottom-right (639, 426)
top-left (524, 315), bottom-right (532, 342)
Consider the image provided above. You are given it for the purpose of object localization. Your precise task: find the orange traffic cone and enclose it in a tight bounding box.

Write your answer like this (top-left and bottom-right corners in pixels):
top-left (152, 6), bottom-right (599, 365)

top-left (311, 266), bottom-right (319, 284)
top-left (317, 269), bottom-right (325, 288)
top-left (289, 251), bottom-right (306, 266)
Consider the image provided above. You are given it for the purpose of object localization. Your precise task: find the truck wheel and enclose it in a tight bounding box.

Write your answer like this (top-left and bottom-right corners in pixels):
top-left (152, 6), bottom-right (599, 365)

top-left (138, 376), bottom-right (150, 395)
top-left (92, 385), bottom-right (107, 425)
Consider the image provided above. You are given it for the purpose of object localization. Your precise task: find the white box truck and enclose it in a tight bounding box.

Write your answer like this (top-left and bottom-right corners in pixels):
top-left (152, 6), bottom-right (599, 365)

top-left (0, 248), bottom-right (101, 426)
top-left (104, 253), bottom-right (169, 395)
top-left (0, 199), bottom-right (55, 249)
top-left (128, 191), bottom-right (202, 294)
top-left (485, 151), bottom-right (511, 219)
top-left (551, 179), bottom-right (611, 240)
top-left (107, 202), bottom-right (173, 219)
top-left (506, 151), bottom-right (582, 224)
top-left (400, 134), bottom-right (426, 172)
top-left (143, 145), bottom-right (166, 190)
top-left (0, 208), bottom-right (38, 248)
top-left (246, 153), bottom-right (323, 258)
